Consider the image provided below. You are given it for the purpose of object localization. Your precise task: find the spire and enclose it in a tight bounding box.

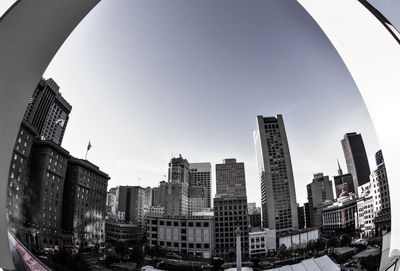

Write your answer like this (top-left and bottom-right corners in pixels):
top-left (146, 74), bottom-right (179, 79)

top-left (337, 159), bottom-right (343, 176)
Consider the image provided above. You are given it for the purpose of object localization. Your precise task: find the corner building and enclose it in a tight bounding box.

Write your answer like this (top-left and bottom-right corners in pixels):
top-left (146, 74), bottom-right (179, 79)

top-left (62, 158), bottom-right (109, 249)
top-left (254, 115), bottom-right (298, 232)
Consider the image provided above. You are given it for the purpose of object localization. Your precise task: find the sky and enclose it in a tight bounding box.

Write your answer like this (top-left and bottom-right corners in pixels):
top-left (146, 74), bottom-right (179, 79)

top-left (2, 0), bottom-right (400, 206)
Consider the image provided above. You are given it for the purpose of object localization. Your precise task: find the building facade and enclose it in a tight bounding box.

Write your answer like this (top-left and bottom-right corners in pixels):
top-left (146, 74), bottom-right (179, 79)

top-left (307, 173), bottom-right (334, 228)
top-left (105, 219), bottom-right (138, 244)
top-left (215, 159), bottom-right (246, 197)
top-left (23, 78), bottom-right (72, 146)
top-left (249, 228), bottom-right (276, 257)
top-left (61, 158), bottom-right (109, 249)
top-left (356, 182), bottom-right (376, 237)
top-left (321, 195), bottom-right (357, 238)
top-left (254, 115), bottom-right (298, 232)
top-left (370, 152), bottom-right (391, 235)
top-left (116, 186), bottom-right (146, 235)
top-left (341, 132), bottom-right (371, 192)
top-left (214, 196), bottom-right (249, 260)
top-left (146, 214), bottom-right (214, 259)
top-left (297, 205), bottom-right (305, 230)
top-left (248, 203), bottom-right (262, 228)
top-left (6, 121), bottom-right (37, 235)
top-left (22, 139), bottom-right (70, 250)
top-left (189, 163), bottom-right (212, 208)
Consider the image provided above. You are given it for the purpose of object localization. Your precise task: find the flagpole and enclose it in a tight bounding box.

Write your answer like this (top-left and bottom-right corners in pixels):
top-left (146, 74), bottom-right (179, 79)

top-left (85, 140), bottom-right (92, 160)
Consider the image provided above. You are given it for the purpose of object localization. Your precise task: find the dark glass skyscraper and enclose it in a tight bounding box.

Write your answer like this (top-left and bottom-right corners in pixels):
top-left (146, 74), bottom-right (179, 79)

top-left (341, 132), bottom-right (371, 192)
top-left (254, 115), bottom-right (298, 232)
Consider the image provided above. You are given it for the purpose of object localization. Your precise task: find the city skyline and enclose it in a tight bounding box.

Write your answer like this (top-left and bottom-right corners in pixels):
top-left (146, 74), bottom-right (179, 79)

top-left (0, 1), bottom-right (386, 208)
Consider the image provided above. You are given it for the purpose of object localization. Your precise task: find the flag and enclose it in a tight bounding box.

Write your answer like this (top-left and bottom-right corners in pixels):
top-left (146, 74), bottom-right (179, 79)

top-left (87, 141), bottom-right (92, 151)
top-left (56, 119), bottom-right (65, 128)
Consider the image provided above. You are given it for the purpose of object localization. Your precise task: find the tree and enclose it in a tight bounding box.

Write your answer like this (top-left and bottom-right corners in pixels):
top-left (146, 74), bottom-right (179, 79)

top-left (340, 233), bottom-right (352, 247)
top-left (327, 236), bottom-right (339, 249)
top-left (211, 257), bottom-right (224, 271)
top-left (277, 244), bottom-right (288, 260)
top-left (116, 242), bottom-right (126, 256)
top-left (360, 255), bottom-right (380, 271)
top-left (315, 238), bottom-right (325, 252)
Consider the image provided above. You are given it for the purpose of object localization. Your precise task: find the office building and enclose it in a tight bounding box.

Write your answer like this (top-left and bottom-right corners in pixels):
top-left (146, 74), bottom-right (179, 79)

top-left (254, 115), bottom-right (298, 232)
top-left (188, 186), bottom-right (208, 215)
top-left (215, 159), bottom-right (246, 197)
top-left (146, 214), bottom-right (214, 259)
top-left (297, 205), bottom-right (305, 230)
top-left (144, 186), bottom-right (152, 208)
top-left (189, 163), bottom-right (212, 208)
top-left (214, 196), bottom-right (249, 259)
top-left (334, 161), bottom-right (355, 198)
top-left (341, 132), bottom-right (371, 191)
top-left (23, 78), bottom-right (72, 146)
top-left (168, 155), bottom-right (189, 184)
top-left (61, 158), bottom-right (109, 249)
top-left (116, 186), bottom-right (147, 234)
top-left (152, 181), bottom-right (167, 207)
top-left (304, 203), bottom-right (311, 229)
top-left (307, 173), bottom-right (334, 227)
top-left (248, 203), bottom-right (262, 228)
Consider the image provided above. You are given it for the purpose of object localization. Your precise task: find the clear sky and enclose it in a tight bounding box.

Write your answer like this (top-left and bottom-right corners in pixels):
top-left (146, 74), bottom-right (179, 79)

top-left (2, 0), bottom-right (400, 206)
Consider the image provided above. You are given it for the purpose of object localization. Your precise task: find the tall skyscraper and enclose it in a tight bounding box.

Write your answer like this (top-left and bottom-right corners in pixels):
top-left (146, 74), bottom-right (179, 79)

top-left (214, 158), bottom-right (249, 259)
top-left (215, 159), bottom-right (246, 197)
top-left (23, 78), bottom-right (72, 146)
top-left (341, 132), bottom-right (371, 191)
top-left (306, 173), bottom-right (334, 227)
top-left (189, 163), bottom-right (211, 208)
top-left (254, 115), bottom-right (298, 232)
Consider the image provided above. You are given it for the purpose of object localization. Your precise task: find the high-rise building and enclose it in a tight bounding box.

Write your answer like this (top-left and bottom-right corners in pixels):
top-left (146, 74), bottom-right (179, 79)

top-left (161, 156), bottom-right (190, 216)
top-left (188, 186), bottom-right (207, 215)
top-left (214, 196), bottom-right (249, 260)
top-left (168, 155), bottom-right (189, 184)
top-left (248, 203), bottom-right (262, 228)
top-left (215, 159), bottom-right (246, 197)
top-left (116, 186), bottom-right (146, 234)
top-left (341, 132), bottom-right (371, 191)
top-left (254, 114), bottom-right (298, 232)
top-left (375, 149), bottom-right (384, 167)
top-left (297, 205), bottom-right (305, 230)
top-left (6, 121), bottom-right (37, 233)
top-left (306, 173), bottom-right (334, 228)
top-left (152, 181), bottom-right (167, 207)
top-left (22, 139), bottom-right (70, 249)
top-left (370, 151), bottom-right (391, 235)
top-left (189, 163), bottom-right (211, 208)
top-left (144, 186), bottom-right (152, 209)
top-left (214, 158), bottom-right (249, 260)
top-left (61, 158), bottom-right (109, 249)
top-left (334, 161), bottom-right (355, 198)
top-left (23, 78), bottom-right (72, 146)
